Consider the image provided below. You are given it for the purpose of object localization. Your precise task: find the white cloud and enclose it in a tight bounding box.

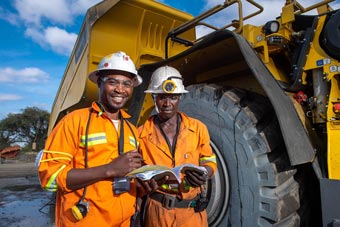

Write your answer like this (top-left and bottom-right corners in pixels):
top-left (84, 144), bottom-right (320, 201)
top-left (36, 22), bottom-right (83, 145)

top-left (0, 6), bottom-right (20, 25)
top-left (25, 27), bottom-right (46, 48)
top-left (200, 0), bottom-right (284, 27)
top-left (0, 94), bottom-right (22, 102)
top-left (45, 27), bottom-right (78, 55)
top-left (0, 67), bottom-right (49, 83)
top-left (14, 0), bottom-right (72, 26)
top-left (70, 0), bottom-right (103, 15)
top-left (14, 0), bottom-right (102, 27)
top-left (25, 26), bottom-right (77, 55)
top-left (329, 2), bottom-right (340, 11)
top-left (11, 0), bottom-right (102, 56)
top-left (195, 0), bottom-right (284, 37)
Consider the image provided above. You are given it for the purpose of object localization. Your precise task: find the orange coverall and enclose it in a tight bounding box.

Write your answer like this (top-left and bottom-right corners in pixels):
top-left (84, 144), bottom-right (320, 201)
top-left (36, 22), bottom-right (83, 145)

top-left (138, 112), bottom-right (217, 227)
top-left (38, 102), bottom-right (138, 227)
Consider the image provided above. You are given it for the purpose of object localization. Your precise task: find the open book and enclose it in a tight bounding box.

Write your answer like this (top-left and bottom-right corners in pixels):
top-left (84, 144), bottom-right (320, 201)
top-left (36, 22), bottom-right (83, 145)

top-left (126, 163), bottom-right (207, 184)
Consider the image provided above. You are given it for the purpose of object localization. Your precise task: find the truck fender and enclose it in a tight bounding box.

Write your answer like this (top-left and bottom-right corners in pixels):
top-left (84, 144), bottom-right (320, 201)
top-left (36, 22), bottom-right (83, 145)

top-left (232, 33), bottom-right (315, 166)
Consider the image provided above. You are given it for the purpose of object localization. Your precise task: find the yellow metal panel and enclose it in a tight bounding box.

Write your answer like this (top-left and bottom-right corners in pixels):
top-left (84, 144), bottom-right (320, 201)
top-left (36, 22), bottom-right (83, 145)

top-left (327, 75), bottom-right (340, 179)
top-left (88, 0), bottom-right (194, 70)
top-left (305, 15), bottom-right (340, 82)
top-left (327, 124), bottom-right (340, 179)
top-left (281, 3), bottom-right (295, 24)
top-left (136, 93), bottom-right (155, 127)
top-left (48, 0), bottom-right (194, 132)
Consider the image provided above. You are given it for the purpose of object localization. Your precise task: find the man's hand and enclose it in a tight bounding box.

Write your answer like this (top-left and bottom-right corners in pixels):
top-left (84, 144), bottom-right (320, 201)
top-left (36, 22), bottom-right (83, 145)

top-left (135, 175), bottom-right (169, 197)
top-left (66, 150), bottom-right (144, 190)
top-left (135, 179), bottom-right (158, 197)
top-left (107, 150), bottom-right (143, 178)
top-left (184, 170), bottom-right (208, 188)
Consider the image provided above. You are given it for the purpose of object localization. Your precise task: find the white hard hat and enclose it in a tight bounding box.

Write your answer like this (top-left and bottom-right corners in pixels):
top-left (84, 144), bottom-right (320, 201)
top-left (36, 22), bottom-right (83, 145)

top-left (145, 66), bottom-right (188, 94)
top-left (88, 51), bottom-right (142, 87)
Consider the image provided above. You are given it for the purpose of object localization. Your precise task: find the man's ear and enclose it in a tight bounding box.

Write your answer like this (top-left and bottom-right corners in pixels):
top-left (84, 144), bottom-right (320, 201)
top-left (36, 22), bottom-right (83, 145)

top-left (97, 77), bottom-right (102, 87)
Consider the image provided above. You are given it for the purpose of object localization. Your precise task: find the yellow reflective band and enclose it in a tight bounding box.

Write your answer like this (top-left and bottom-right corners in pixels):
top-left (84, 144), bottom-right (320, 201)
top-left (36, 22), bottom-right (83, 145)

top-left (44, 150), bottom-right (73, 159)
top-left (45, 165), bottom-right (66, 192)
top-left (200, 155), bottom-right (217, 164)
top-left (160, 184), bottom-right (179, 192)
top-left (183, 179), bottom-right (191, 191)
top-left (161, 184), bottom-right (170, 190)
top-left (129, 136), bottom-right (138, 148)
top-left (80, 132), bottom-right (107, 147)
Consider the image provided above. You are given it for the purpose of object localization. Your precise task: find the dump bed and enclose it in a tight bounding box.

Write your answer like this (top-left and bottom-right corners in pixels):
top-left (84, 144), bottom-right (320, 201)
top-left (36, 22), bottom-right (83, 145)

top-left (48, 0), bottom-right (195, 133)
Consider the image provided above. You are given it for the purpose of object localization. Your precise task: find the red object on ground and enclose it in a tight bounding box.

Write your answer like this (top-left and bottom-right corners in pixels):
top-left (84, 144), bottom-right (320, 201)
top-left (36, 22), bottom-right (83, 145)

top-left (1, 146), bottom-right (21, 159)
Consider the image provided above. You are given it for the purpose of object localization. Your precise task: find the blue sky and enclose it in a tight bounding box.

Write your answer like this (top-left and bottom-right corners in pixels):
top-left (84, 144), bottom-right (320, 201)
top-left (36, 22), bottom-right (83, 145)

top-left (0, 0), bottom-right (338, 119)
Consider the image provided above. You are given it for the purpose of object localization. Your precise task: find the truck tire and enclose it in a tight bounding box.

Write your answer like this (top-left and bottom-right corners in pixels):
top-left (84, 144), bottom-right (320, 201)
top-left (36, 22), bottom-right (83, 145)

top-left (179, 84), bottom-right (301, 226)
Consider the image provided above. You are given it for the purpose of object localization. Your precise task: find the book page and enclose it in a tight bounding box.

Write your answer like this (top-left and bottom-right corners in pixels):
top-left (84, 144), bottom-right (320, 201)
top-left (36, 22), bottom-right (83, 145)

top-left (126, 165), bottom-right (181, 183)
top-left (126, 164), bottom-right (208, 184)
top-left (172, 164), bottom-right (208, 178)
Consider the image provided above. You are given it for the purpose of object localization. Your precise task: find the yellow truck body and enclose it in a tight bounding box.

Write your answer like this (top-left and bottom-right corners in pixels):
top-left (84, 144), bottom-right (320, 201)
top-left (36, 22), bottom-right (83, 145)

top-left (49, 0), bottom-right (195, 130)
top-left (49, 0), bottom-right (340, 226)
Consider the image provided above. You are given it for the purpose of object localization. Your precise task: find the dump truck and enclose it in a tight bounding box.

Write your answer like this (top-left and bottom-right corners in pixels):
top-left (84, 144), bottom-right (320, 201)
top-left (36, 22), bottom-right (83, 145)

top-left (48, 0), bottom-right (340, 226)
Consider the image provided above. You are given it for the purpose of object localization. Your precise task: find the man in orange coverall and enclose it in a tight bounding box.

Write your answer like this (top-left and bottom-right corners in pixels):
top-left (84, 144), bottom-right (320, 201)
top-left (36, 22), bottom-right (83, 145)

top-left (137, 65), bottom-right (217, 227)
top-left (38, 51), bottom-right (145, 227)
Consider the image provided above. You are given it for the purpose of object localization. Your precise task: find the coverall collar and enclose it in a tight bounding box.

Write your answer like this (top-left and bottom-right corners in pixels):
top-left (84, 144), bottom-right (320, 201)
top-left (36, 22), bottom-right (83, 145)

top-left (139, 112), bottom-right (196, 138)
top-left (91, 102), bottom-right (131, 119)
top-left (139, 112), bottom-right (197, 160)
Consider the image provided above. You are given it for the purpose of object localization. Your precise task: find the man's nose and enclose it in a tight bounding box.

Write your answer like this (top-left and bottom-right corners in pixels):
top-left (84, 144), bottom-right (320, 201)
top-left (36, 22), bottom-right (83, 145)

top-left (163, 98), bottom-right (172, 105)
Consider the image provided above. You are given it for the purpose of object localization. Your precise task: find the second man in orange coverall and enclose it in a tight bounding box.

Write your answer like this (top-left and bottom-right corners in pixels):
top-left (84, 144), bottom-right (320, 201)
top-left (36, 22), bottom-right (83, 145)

top-left (138, 66), bottom-right (217, 227)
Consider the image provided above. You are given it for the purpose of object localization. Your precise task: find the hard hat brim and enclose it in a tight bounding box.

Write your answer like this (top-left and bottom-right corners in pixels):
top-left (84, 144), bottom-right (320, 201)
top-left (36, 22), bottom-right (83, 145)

top-left (88, 69), bottom-right (142, 87)
top-left (144, 89), bottom-right (189, 94)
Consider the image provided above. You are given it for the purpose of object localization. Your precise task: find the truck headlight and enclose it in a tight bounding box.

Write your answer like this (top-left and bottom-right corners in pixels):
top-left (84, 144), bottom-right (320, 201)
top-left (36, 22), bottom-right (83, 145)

top-left (263, 21), bottom-right (280, 35)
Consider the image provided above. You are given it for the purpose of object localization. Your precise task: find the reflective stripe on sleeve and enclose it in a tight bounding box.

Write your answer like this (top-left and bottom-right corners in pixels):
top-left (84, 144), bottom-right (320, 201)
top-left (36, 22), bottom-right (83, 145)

top-left (199, 154), bottom-right (217, 164)
top-left (44, 164), bottom-right (66, 192)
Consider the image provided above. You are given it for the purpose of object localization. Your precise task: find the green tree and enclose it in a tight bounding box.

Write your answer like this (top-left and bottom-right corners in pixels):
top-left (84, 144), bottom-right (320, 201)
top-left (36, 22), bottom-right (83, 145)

top-left (0, 107), bottom-right (50, 151)
top-left (0, 115), bottom-right (18, 150)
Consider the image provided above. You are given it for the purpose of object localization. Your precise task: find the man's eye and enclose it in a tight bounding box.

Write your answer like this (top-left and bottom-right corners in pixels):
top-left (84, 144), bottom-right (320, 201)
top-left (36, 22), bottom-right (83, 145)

top-left (158, 95), bottom-right (178, 100)
top-left (123, 81), bottom-right (133, 87)
top-left (108, 79), bottom-right (119, 85)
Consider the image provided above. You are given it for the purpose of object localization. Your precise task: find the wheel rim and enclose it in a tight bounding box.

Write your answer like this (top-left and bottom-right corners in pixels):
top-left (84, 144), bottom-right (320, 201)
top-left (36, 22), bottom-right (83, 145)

top-left (207, 141), bottom-right (230, 227)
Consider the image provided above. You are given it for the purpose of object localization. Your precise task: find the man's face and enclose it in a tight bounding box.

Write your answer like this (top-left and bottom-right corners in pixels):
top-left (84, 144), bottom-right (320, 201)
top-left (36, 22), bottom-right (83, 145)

top-left (99, 72), bottom-right (134, 113)
top-left (154, 94), bottom-right (181, 120)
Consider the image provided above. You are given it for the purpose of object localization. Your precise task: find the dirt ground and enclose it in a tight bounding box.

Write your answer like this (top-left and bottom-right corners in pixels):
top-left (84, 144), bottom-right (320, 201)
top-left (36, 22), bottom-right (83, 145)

top-left (0, 162), bottom-right (37, 179)
top-left (0, 152), bottom-right (55, 227)
top-left (0, 152), bottom-right (39, 185)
